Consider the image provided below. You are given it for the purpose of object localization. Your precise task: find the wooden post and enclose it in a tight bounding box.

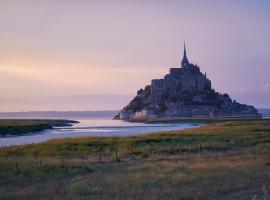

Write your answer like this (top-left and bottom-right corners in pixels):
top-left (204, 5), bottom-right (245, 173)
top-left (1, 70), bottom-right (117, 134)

top-left (61, 157), bottom-right (65, 165)
top-left (115, 150), bottom-right (119, 161)
top-left (99, 152), bottom-right (102, 163)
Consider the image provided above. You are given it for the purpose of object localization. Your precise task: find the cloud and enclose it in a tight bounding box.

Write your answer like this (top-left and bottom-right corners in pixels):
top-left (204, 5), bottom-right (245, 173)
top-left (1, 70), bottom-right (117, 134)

top-left (239, 85), bottom-right (252, 93)
top-left (262, 83), bottom-right (270, 92)
top-left (0, 1), bottom-right (270, 110)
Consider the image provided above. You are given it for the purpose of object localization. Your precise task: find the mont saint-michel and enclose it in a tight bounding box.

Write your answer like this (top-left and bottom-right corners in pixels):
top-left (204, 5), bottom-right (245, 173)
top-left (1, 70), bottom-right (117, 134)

top-left (117, 43), bottom-right (259, 120)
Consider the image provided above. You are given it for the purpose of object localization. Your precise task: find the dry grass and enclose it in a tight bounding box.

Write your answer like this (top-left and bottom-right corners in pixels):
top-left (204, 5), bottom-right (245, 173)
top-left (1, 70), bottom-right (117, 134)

top-left (0, 119), bottom-right (270, 199)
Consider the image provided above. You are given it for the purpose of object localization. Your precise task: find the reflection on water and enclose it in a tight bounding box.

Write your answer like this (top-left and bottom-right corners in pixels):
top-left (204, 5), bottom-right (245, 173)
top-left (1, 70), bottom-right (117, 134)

top-left (0, 117), bottom-right (200, 147)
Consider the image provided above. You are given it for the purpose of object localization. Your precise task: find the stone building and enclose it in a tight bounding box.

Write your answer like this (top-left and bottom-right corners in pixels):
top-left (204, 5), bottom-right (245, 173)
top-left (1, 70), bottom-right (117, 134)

top-left (151, 43), bottom-right (211, 104)
top-left (117, 43), bottom-right (259, 119)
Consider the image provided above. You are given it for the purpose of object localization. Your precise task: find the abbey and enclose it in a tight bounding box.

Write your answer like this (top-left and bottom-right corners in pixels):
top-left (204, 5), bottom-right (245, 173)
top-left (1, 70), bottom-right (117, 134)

top-left (151, 43), bottom-right (211, 104)
top-left (117, 43), bottom-right (259, 120)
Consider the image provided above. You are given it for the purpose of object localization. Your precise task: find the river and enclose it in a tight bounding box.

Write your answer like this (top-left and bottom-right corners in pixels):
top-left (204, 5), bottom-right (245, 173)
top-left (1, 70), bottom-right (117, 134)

top-left (0, 117), bottom-right (200, 147)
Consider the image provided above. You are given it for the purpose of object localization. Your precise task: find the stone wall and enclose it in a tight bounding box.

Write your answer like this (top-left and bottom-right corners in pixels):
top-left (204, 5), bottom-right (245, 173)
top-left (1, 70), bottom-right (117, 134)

top-left (151, 63), bottom-right (211, 101)
top-left (151, 79), bottom-right (165, 104)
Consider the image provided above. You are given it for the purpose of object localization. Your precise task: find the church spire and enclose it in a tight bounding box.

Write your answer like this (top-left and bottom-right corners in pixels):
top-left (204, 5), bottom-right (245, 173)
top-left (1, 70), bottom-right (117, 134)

top-left (184, 41), bottom-right (187, 57)
top-left (181, 41), bottom-right (189, 67)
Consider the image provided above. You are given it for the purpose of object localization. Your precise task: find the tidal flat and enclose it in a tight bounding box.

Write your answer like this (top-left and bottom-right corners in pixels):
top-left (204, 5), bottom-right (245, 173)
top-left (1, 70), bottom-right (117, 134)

top-left (0, 119), bottom-right (270, 199)
top-left (0, 119), bottom-right (78, 136)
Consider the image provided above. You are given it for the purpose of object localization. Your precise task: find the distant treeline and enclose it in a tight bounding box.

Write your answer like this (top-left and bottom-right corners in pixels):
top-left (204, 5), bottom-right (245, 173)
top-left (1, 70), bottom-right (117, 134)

top-left (0, 111), bottom-right (120, 118)
top-left (258, 108), bottom-right (270, 117)
top-left (0, 109), bottom-right (268, 118)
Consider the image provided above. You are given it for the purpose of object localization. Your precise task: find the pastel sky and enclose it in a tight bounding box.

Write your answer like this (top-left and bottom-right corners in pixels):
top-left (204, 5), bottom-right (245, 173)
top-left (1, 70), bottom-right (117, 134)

top-left (0, 1), bottom-right (269, 111)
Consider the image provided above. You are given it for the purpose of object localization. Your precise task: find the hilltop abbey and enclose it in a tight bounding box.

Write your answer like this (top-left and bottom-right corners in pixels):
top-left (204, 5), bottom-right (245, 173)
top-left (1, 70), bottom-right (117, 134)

top-left (117, 43), bottom-right (259, 120)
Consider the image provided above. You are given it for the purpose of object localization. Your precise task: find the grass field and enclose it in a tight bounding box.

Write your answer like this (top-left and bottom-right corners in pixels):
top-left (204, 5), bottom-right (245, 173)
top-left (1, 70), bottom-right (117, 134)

top-left (0, 119), bottom-right (77, 136)
top-left (0, 119), bottom-right (270, 199)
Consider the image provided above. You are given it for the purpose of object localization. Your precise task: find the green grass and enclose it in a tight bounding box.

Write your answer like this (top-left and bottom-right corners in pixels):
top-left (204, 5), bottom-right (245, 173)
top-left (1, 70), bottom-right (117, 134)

top-left (0, 119), bottom-right (77, 136)
top-left (0, 119), bottom-right (270, 199)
